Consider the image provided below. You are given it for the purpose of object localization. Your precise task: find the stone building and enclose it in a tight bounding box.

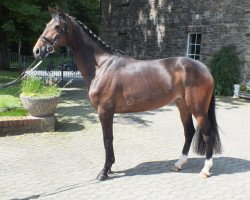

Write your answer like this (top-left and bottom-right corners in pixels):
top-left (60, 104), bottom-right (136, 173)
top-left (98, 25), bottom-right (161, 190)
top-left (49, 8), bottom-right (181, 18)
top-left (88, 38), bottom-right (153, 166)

top-left (101, 0), bottom-right (250, 79)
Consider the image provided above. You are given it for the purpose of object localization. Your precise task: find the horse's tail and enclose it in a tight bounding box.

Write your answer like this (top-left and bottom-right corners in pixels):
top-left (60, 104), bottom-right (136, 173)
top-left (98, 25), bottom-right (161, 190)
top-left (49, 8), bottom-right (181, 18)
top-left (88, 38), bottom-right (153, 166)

top-left (208, 92), bottom-right (222, 154)
top-left (193, 92), bottom-right (222, 155)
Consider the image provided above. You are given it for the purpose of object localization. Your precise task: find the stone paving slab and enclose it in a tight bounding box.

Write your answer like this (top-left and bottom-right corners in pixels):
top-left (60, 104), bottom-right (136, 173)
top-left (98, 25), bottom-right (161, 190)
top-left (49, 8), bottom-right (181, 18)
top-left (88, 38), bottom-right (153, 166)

top-left (0, 87), bottom-right (250, 200)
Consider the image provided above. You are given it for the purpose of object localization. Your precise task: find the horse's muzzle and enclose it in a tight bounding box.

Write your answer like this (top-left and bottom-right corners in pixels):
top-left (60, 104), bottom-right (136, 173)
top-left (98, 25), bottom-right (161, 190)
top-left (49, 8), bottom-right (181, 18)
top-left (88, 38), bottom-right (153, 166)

top-left (33, 46), bottom-right (47, 59)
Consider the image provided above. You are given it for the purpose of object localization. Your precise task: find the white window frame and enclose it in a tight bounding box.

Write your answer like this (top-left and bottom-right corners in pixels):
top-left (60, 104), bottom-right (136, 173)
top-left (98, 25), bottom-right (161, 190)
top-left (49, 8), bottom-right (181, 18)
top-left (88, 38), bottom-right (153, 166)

top-left (186, 33), bottom-right (202, 60)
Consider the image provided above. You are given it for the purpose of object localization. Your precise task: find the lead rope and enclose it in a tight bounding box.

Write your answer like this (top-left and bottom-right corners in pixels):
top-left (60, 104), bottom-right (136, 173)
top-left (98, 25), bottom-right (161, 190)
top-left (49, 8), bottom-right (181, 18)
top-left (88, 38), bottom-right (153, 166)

top-left (0, 59), bottom-right (43, 90)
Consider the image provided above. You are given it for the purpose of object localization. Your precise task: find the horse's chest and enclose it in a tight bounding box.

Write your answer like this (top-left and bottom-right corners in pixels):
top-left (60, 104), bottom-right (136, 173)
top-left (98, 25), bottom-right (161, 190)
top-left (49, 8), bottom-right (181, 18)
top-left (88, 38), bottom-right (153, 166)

top-left (88, 77), bottom-right (114, 108)
top-left (88, 84), bottom-right (100, 108)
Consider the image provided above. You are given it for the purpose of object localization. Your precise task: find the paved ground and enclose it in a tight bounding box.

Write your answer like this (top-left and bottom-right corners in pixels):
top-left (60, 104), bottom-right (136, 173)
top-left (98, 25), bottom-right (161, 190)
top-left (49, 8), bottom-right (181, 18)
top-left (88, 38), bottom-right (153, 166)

top-left (0, 87), bottom-right (250, 200)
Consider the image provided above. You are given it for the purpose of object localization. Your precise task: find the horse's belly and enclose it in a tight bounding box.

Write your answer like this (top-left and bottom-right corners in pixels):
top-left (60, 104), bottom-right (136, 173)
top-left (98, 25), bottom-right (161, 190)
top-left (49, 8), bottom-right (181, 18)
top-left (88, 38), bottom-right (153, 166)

top-left (115, 90), bottom-right (177, 113)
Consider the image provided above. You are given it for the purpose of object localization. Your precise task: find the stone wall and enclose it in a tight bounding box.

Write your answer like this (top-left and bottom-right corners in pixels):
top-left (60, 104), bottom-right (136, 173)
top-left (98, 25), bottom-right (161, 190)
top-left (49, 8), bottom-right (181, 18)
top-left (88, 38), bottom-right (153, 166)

top-left (0, 116), bottom-right (56, 136)
top-left (101, 0), bottom-right (250, 78)
top-left (244, 1), bottom-right (250, 79)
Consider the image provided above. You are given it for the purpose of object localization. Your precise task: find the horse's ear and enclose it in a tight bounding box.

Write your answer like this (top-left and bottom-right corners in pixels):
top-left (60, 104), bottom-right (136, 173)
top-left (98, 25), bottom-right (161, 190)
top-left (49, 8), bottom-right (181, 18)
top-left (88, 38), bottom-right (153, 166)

top-left (48, 6), bottom-right (57, 17)
top-left (48, 6), bottom-right (60, 23)
top-left (55, 4), bottom-right (65, 18)
top-left (59, 8), bottom-right (67, 19)
top-left (55, 3), bottom-right (60, 11)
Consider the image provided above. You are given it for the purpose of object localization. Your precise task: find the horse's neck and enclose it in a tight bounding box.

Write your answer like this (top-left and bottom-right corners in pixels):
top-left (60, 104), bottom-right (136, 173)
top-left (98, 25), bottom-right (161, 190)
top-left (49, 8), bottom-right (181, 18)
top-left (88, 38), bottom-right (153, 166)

top-left (69, 21), bottom-right (112, 86)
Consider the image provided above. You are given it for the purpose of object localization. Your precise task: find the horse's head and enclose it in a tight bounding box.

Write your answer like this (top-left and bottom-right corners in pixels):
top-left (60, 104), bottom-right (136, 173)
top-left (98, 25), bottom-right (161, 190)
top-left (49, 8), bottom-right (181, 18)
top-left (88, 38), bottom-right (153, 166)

top-left (33, 6), bottom-right (69, 59)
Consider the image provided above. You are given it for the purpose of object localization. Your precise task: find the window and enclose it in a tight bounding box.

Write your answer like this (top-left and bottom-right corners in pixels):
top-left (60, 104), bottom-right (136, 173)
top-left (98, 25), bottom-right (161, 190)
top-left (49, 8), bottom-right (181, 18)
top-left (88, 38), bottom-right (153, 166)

top-left (187, 33), bottom-right (201, 60)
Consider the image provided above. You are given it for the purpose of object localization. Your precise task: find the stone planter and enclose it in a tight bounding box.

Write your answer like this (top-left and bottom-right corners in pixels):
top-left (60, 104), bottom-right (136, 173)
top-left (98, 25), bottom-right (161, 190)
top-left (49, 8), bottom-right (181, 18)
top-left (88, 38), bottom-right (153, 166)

top-left (238, 91), bottom-right (250, 100)
top-left (20, 94), bottom-right (60, 117)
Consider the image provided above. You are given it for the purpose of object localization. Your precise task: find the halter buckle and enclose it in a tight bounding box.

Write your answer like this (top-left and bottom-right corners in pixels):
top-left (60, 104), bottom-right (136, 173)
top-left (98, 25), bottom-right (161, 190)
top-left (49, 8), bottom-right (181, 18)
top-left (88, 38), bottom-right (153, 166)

top-left (47, 45), bottom-right (55, 54)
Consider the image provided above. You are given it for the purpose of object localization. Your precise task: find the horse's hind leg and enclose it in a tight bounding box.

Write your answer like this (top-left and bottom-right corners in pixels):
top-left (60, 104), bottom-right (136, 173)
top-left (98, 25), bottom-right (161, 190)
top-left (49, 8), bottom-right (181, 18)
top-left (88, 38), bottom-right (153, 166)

top-left (173, 98), bottom-right (195, 171)
top-left (190, 93), bottom-right (222, 178)
top-left (194, 115), bottom-right (214, 177)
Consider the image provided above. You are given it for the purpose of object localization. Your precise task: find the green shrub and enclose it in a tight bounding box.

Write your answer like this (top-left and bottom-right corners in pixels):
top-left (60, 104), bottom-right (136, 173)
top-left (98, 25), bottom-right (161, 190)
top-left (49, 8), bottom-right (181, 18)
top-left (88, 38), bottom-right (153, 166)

top-left (239, 83), bottom-right (248, 92)
top-left (209, 45), bottom-right (240, 96)
top-left (239, 83), bottom-right (250, 92)
top-left (21, 76), bottom-right (61, 97)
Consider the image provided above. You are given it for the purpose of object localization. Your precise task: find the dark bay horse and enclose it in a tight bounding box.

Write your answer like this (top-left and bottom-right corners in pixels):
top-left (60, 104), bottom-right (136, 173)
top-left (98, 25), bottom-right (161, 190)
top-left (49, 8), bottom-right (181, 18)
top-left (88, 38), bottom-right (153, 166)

top-left (33, 7), bottom-right (222, 181)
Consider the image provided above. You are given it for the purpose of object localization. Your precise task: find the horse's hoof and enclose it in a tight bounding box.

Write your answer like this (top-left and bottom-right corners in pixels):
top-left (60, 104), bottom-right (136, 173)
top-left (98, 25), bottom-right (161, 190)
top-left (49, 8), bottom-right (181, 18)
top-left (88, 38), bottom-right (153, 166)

top-left (172, 165), bottom-right (181, 172)
top-left (199, 171), bottom-right (210, 178)
top-left (97, 173), bottom-right (108, 181)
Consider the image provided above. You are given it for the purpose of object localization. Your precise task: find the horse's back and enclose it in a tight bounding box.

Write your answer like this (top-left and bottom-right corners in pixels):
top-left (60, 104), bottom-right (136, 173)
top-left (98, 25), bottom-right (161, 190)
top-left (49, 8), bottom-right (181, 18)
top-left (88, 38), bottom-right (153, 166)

top-left (117, 56), bottom-right (213, 92)
top-left (118, 56), bottom-right (211, 78)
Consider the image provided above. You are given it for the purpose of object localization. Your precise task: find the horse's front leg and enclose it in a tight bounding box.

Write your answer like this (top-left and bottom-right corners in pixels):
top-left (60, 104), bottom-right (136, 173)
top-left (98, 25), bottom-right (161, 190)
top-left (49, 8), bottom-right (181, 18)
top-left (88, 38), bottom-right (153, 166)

top-left (97, 107), bottom-right (115, 181)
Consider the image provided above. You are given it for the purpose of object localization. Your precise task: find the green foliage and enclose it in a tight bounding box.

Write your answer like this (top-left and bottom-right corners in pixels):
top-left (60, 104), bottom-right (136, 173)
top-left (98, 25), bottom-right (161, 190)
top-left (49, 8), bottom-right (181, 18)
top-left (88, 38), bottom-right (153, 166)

top-left (0, 0), bottom-right (100, 54)
top-left (1, 20), bottom-right (15, 32)
top-left (0, 0), bottom-right (53, 44)
top-left (209, 45), bottom-right (240, 96)
top-left (21, 76), bottom-right (61, 97)
top-left (65, 0), bottom-right (100, 33)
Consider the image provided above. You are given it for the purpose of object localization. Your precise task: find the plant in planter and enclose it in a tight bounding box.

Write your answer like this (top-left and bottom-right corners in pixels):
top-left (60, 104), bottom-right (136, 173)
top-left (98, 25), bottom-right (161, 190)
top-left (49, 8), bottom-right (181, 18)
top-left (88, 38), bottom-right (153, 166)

top-left (239, 82), bottom-right (250, 100)
top-left (20, 76), bottom-right (61, 117)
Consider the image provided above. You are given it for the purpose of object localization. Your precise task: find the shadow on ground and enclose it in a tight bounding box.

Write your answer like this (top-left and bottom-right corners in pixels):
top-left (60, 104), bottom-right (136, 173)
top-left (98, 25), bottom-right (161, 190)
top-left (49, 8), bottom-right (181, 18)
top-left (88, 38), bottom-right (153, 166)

top-left (10, 156), bottom-right (250, 200)
top-left (10, 180), bottom-right (97, 200)
top-left (56, 121), bottom-right (85, 132)
top-left (55, 88), bottom-right (98, 130)
top-left (110, 157), bottom-right (250, 179)
top-left (216, 97), bottom-right (250, 110)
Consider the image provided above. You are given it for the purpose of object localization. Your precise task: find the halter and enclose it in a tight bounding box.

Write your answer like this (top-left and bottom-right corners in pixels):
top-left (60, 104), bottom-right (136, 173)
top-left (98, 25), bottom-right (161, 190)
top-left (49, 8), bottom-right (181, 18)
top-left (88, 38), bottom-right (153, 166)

top-left (39, 17), bottom-right (68, 57)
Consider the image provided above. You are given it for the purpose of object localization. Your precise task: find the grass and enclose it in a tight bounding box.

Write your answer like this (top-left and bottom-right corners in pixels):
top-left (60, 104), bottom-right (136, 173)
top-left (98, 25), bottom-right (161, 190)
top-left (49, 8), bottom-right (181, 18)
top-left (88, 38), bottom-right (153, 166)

top-left (0, 69), bottom-right (28, 116)
top-left (0, 109), bottom-right (28, 116)
top-left (0, 95), bottom-right (22, 108)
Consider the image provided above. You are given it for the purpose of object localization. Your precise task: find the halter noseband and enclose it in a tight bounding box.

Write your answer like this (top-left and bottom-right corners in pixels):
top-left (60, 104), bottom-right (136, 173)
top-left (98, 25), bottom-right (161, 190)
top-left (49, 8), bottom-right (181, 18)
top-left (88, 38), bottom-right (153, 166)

top-left (40, 17), bottom-right (67, 56)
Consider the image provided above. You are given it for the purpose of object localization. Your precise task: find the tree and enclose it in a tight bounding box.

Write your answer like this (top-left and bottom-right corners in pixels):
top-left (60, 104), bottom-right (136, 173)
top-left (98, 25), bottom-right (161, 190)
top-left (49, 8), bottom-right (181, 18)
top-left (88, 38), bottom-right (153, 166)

top-left (0, 0), bottom-right (53, 70)
top-left (63, 0), bottom-right (100, 33)
top-left (0, 24), bottom-right (9, 70)
top-left (0, 0), bottom-right (100, 70)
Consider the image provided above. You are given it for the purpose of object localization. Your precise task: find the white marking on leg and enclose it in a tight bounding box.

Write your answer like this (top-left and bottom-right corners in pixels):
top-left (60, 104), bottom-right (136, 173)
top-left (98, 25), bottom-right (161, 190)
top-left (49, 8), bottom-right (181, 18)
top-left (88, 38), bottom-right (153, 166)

top-left (175, 154), bottom-right (188, 170)
top-left (200, 158), bottom-right (213, 177)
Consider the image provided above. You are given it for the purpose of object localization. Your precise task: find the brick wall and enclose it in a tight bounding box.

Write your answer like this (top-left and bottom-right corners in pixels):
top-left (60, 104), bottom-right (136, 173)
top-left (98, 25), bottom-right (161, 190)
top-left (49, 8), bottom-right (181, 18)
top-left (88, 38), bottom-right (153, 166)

top-left (0, 116), bottom-right (56, 136)
top-left (101, 0), bottom-right (250, 78)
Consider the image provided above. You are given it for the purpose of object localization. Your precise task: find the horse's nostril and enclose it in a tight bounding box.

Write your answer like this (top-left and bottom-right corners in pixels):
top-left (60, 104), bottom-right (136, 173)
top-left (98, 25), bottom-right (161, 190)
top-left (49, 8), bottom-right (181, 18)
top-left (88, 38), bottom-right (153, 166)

top-left (35, 48), bottom-right (40, 55)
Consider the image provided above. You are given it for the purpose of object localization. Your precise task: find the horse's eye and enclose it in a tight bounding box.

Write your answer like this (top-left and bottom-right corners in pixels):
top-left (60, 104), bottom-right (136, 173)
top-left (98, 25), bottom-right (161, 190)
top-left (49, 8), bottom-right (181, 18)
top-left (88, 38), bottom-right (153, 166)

top-left (55, 25), bottom-right (60, 29)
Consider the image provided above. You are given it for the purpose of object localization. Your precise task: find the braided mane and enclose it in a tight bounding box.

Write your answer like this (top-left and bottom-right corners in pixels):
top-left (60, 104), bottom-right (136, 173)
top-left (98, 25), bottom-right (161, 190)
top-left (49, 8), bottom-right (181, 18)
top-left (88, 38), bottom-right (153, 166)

top-left (69, 15), bottom-right (125, 55)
